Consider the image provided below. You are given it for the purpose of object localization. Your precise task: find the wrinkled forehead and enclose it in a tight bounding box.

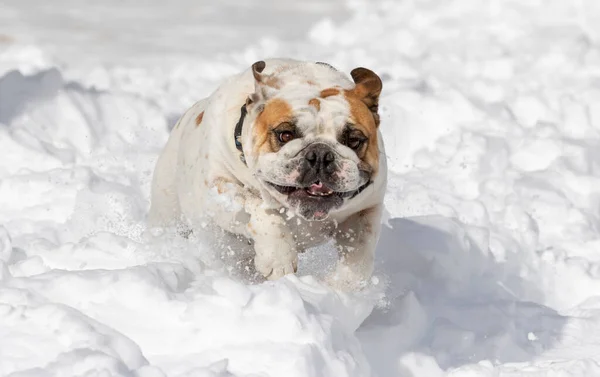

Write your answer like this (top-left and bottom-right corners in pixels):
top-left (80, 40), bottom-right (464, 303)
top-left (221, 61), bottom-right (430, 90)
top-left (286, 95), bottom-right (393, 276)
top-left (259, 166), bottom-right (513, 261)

top-left (283, 91), bottom-right (350, 137)
top-left (268, 88), bottom-right (376, 139)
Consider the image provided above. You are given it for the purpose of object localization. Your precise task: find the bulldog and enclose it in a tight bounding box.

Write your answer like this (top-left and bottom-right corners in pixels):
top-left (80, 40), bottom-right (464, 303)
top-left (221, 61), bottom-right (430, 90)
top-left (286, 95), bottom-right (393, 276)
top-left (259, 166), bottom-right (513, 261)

top-left (148, 58), bottom-right (386, 289)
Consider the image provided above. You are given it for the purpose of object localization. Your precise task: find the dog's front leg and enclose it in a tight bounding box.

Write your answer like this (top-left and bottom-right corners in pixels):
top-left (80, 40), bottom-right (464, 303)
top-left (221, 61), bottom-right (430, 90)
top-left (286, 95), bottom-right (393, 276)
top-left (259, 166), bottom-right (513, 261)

top-left (244, 196), bottom-right (298, 280)
top-left (208, 179), bottom-right (298, 280)
top-left (329, 205), bottom-right (382, 290)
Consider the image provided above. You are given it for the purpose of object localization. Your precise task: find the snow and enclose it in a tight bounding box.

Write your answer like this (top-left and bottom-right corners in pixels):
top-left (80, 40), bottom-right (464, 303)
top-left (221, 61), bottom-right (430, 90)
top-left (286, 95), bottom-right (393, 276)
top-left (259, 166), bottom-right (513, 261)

top-left (1, 0), bottom-right (600, 376)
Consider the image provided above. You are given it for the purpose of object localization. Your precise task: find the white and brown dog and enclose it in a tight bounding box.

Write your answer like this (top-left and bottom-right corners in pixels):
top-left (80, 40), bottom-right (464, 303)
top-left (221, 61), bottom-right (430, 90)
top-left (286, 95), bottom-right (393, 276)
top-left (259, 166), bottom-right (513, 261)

top-left (148, 58), bottom-right (386, 289)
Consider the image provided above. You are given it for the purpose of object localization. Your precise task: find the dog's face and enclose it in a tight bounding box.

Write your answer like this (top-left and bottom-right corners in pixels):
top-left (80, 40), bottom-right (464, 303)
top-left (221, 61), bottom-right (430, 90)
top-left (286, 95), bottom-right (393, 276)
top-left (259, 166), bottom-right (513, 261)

top-left (243, 61), bottom-right (382, 221)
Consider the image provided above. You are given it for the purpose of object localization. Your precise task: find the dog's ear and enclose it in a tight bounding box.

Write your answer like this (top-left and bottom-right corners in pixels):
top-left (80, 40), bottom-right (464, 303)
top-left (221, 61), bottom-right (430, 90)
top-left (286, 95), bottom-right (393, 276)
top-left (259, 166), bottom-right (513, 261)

top-left (249, 60), bottom-right (280, 104)
top-left (251, 60), bottom-right (267, 82)
top-left (349, 67), bottom-right (382, 126)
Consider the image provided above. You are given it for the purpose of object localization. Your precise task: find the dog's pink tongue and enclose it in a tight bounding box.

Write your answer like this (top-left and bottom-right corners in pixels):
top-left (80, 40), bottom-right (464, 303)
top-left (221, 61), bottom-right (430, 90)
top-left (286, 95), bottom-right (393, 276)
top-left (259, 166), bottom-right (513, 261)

top-left (309, 181), bottom-right (332, 194)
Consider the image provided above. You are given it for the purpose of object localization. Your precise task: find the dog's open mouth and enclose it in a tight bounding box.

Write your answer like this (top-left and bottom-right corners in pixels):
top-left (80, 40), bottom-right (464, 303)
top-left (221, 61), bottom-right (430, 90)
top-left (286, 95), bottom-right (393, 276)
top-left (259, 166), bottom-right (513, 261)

top-left (267, 180), bottom-right (370, 199)
top-left (266, 179), bottom-right (372, 220)
top-left (305, 181), bottom-right (334, 197)
top-left (269, 181), bottom-right (335, 197)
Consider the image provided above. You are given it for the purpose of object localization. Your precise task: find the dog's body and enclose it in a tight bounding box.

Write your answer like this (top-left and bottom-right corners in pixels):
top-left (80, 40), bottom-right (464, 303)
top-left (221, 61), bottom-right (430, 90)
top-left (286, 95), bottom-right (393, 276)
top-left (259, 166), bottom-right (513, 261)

top-left (148, 59), bottom-right (386, 289)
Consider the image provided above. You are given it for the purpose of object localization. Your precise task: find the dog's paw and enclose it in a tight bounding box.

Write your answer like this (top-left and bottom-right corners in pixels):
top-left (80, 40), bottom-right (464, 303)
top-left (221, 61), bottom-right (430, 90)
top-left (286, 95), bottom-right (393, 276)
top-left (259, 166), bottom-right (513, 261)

top-left (254, 252), bottom-right (298, 281)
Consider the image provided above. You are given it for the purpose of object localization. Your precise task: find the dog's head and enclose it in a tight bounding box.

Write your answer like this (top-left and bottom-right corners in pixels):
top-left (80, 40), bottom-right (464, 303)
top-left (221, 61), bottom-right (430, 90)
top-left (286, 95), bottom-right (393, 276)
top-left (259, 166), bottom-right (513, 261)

top-left (242, 60), bottom-right (382, 221)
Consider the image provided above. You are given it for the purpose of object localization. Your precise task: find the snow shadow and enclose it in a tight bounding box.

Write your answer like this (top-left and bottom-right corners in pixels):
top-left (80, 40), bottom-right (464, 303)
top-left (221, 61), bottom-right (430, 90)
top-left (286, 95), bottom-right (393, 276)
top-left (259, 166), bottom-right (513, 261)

top-left (357, 215), bottom-right (566, 376)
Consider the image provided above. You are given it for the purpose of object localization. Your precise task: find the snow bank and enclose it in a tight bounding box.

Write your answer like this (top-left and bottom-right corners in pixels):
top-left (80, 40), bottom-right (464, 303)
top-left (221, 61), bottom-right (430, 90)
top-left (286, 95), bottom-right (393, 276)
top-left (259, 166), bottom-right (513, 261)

top-left (2, 0), bottom-right (600, 376)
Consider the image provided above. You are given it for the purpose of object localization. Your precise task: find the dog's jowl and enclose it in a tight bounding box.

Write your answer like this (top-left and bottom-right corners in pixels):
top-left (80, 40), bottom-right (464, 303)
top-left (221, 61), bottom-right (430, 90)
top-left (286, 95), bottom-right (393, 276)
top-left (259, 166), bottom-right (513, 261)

top-left (148, 59), bottom-right (387, 290)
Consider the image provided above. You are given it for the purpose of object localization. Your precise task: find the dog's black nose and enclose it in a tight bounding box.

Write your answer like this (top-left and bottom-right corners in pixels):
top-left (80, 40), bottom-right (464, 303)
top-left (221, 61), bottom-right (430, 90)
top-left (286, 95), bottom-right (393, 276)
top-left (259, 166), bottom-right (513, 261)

top-left (304, 144), bottom-right (336, 173)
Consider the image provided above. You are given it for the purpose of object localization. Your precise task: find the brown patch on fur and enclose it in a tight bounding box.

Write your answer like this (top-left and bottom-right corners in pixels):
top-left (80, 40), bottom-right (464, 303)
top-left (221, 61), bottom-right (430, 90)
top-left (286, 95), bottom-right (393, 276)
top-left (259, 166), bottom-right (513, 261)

top-left (195, 111), bottom-right (204, 127)
top-left (308, 98), bottom-right (321, 111)
top-left (253, 98), bottom-right (293, 154)
top-left (211, 178), bottom-right (231, 195)
top-left (344, 91), bottom-right (380, 177)
top-left (320, 88), bottom-right (340, 98)
top-left (0, 34), bottom-right (14, 44)
top-left (306, 80), bottom-right (316, 86)
top-left (264, 76), bottom-right (281, 89)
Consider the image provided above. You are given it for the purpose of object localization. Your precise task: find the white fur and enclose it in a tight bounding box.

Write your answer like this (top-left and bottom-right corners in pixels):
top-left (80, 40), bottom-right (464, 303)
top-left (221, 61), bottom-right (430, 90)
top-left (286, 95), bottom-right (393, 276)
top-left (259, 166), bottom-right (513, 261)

top-left (148, 59), bottom-right (387, 290)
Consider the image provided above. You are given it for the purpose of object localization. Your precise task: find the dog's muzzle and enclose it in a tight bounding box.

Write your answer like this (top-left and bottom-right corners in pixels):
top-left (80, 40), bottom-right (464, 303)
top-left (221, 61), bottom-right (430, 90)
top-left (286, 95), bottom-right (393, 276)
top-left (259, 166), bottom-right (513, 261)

top-left (299, 143), bottom-right (339, 185)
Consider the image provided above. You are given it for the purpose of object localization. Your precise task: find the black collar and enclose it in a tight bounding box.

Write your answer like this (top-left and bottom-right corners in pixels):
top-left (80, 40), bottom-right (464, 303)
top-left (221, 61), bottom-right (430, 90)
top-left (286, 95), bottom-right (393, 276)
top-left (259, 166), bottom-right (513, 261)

top-left (234, 104), bottom-right (247, 164)
top-left (350, 180), bottom-right (372, 199)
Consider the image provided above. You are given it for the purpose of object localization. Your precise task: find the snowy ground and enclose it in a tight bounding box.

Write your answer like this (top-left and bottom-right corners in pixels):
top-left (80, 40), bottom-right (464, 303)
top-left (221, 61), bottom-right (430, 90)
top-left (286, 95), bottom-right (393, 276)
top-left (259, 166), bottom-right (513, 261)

top-left (1, 0), bottom-right (600, 376)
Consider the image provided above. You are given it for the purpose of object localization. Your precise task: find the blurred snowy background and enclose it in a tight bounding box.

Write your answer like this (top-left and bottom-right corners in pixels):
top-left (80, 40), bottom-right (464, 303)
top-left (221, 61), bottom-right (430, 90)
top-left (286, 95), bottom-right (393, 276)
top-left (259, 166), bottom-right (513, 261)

top-left (1, 0), bottom-right (600, 376)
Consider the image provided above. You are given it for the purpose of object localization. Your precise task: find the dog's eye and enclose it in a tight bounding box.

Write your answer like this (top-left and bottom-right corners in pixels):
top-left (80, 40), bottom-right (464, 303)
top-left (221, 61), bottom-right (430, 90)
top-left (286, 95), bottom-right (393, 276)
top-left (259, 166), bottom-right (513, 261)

top-left (347, 137), bottom-right (363, 150)
top-left (342, 125), bottom-right (367, 151)
top-left (278, 131), bottom-right (295, 143)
